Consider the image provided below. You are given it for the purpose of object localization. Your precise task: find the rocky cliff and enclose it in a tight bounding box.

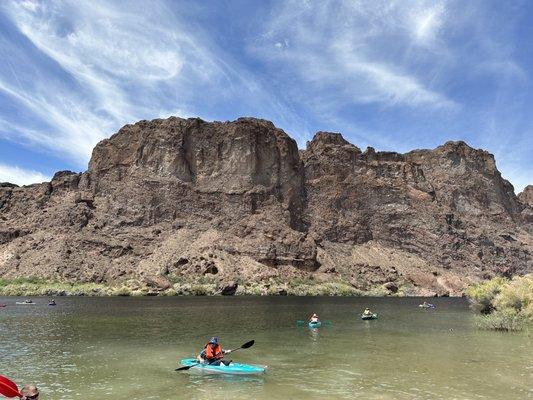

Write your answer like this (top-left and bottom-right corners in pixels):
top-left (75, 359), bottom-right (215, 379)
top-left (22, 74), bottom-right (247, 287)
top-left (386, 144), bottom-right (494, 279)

top-left (0, 117), bottom-right (531, 295)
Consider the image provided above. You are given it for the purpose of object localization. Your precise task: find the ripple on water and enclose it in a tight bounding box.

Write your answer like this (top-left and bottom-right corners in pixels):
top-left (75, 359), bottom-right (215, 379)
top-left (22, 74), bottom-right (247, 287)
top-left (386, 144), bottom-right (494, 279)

top-left (2, 296), bottom-right (532, 400)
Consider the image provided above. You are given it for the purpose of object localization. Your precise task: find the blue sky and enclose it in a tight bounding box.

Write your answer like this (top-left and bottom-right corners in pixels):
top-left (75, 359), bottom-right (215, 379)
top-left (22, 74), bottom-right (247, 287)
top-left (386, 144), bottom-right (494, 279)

top-left (0, 0), bottom-right (531, 192)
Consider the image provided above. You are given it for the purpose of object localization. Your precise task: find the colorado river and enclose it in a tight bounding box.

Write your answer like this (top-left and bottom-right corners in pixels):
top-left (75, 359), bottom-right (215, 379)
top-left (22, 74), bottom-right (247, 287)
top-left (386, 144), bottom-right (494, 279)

top-left (1, 296), bottom-right (531, 399)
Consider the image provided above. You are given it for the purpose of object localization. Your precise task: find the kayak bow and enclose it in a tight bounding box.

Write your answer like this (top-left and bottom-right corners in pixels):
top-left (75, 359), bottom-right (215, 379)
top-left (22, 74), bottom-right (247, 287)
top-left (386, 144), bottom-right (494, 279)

top-left (361, 314), bottom-right (378, 320)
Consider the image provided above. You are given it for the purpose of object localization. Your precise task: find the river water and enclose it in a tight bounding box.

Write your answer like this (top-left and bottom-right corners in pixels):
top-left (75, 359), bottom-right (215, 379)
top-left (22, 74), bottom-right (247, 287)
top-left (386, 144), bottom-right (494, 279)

top-left (1, 296), bottom-right (531, 400)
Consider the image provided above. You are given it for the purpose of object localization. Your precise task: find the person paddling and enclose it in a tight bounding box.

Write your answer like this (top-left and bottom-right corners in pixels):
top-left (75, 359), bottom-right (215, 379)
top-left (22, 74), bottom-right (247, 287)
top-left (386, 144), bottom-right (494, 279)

top-left (197, 337), bottom-right (232, 365)
top-left (309, 313), bottom-right (320, 323)
top-left (363, 307), bottom-right (374, 316)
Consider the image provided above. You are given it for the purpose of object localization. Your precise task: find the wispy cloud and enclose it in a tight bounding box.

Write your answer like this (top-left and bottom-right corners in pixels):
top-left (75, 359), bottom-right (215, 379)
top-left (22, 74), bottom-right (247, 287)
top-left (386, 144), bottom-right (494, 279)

top-left (0, 0), bottom-right (309, 167)
top-left (245, 0), bottom-right (531, 191)
top-left (408, 2), bottom-right (446, 47)
top-left (0, 0), bottom-right (214, 166)
top-left (0, 0), bottom-right (530, 192)
top-left (0, 162), bottom-right (49, 185)
top-left (250, 0), bottom-right (456, 110)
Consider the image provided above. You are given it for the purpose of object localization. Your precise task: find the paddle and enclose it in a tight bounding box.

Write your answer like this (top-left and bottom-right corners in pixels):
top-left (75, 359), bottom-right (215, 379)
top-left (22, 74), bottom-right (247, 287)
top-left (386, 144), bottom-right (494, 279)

top-left (0, 375), bottom-right (22, 398)
top-left (175, 340), bottom-right (255, 371)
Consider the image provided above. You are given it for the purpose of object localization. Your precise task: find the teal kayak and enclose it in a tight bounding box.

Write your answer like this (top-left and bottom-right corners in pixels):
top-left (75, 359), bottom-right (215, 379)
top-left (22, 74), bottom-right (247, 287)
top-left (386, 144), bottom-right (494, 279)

top-left (361, 314), bottom-right (378, 320)
top-left (308, 321), bottom-right (322, 328)
top-left (180, 358), bottom-right (266, 375)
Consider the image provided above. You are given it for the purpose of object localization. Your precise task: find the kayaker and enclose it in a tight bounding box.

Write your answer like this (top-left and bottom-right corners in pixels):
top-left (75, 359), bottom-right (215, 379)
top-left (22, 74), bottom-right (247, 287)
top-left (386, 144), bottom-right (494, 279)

top-left (363, 308), bottom-right (373, 316)
top-left (309, 313), bottom-right (320, 323)
top-left (49, 299), bottom-right (56, 306)
top-left (197, 337), bottom-right (231, 364)
top-left (21, 384), bottom-right (39, 400)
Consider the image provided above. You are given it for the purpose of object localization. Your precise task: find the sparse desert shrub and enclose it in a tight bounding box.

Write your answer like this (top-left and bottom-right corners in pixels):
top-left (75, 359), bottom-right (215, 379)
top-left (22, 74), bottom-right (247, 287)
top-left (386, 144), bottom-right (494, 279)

top-left (493, 275), bottom-right (533, 318)
top-left (190, 284), bottom-right (216, 296)
top-left (465, 276), bottom-right (507, 314)
top-left (467, 275), bottom-right (532, 331)
top-left (474, 309), bottom-right (525, 332)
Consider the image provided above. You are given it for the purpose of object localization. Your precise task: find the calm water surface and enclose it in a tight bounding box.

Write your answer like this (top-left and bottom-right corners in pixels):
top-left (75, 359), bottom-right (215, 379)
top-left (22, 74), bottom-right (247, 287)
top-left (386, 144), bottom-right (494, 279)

top-left (1, 296), bottom-right (531, 400)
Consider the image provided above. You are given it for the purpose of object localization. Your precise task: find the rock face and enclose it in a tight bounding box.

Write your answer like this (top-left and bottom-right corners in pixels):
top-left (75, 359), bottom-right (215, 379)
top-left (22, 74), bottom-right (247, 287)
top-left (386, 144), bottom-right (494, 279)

top-left (0, 117), bottom-right (531, 295)
top-left (519, 186), bottom-right (533, 207)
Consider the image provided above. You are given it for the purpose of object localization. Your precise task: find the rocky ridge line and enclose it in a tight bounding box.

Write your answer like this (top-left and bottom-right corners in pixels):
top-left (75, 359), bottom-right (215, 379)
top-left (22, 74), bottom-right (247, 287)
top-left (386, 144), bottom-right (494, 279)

top-left (0, 116), bottom-right (531, 296)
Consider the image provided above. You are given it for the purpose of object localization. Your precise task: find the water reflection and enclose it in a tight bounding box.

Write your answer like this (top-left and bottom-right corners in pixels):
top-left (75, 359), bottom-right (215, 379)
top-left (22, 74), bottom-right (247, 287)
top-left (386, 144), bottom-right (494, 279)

top-left (186, 372), bottom-right (266, 384)
top-left (308, 327), bottom-right (320, 340)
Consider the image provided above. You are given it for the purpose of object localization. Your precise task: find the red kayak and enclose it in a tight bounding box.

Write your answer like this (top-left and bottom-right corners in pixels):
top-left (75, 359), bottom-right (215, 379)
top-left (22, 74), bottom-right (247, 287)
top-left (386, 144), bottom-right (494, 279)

top-left (0, 304), bottom-right (6, 308)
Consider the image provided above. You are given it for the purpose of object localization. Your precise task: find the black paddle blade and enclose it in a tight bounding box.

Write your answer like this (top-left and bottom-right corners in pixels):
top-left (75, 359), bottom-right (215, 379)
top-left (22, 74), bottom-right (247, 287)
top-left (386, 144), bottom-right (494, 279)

top-left (241, 340), bottom-right (255, 349)
top-left (175, 365), bottom-right (193, 371)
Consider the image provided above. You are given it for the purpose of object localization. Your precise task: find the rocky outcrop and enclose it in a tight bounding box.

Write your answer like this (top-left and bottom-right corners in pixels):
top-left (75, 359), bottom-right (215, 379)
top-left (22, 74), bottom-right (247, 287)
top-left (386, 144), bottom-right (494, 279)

top-left (518, 185), bottom-right (533, 229)
top-left (0, 117), bottom-right (531, 295)
top-left (519, 186), bottom-right (533, 207)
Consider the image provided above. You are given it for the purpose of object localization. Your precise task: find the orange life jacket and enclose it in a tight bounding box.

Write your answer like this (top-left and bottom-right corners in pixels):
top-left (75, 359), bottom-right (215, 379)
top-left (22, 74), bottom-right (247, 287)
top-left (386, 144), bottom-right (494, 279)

top-left (204, 343), bottom-right (223, 360)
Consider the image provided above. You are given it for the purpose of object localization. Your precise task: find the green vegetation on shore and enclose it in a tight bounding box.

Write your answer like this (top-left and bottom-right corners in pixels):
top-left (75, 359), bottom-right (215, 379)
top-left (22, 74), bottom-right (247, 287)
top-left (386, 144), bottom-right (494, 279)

top-left (466, 275), bottom-right (532, 331)
top-left (0, 276), bottom-right (395, 297)
top-left (0, 277), bottom-right (133, 296)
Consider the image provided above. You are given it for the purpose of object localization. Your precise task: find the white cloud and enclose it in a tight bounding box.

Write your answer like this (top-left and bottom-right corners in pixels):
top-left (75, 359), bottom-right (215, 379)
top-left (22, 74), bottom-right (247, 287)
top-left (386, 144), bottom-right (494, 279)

top-left (0, 163), bottom-right (50, 185)
top-left (409, 3), bottom-right (446, 47)
top-left (0, 1), bottom-right (218, 164)
top-left (0, 0), bottom-right (530, 193)
top-left (0, 0), bottom-right (313, 166)
top-left (249, 0), bottom-right (457, 111)
top-left (242, 0), bottom-right (461, 150)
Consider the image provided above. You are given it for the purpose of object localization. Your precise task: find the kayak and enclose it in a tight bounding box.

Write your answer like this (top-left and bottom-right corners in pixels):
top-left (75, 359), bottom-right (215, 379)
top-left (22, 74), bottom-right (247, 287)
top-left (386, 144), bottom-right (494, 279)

top-left (0, 304), bottom-right (6, 308)
top-left (308, 321), bottom-right (322, 328)
top-left (361, 314), bottom-right (378, 320)
top-left (48, 303), bottom-right (57, 306)
top-left (16, 302), bottom-right (35, 305)
top-left (419, 304), bottom-right (436, 308)
top-left (180, 358), bottom-right (266, 375)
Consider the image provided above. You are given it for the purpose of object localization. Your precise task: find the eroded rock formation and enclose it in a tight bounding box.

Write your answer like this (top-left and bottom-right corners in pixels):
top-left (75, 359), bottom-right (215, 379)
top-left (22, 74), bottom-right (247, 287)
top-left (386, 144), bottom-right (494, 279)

top-left (0, 117), bottom-right (531, 295)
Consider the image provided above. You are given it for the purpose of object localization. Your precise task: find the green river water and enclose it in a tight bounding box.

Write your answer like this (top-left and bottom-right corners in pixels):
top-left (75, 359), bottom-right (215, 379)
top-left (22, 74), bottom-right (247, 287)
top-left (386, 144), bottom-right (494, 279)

top-left (1, 296), bottom-right (531, 400)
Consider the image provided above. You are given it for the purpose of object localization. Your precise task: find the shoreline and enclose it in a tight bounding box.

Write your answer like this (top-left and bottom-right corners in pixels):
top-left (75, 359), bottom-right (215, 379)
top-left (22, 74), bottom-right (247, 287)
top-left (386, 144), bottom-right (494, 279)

top-left (0, 278), bottom-right (459, 297)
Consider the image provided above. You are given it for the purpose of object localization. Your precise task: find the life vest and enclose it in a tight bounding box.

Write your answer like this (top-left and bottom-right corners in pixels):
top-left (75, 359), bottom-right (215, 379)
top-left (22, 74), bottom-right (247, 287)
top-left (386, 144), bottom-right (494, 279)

top-left (204, 343), bottom-right (223, 359)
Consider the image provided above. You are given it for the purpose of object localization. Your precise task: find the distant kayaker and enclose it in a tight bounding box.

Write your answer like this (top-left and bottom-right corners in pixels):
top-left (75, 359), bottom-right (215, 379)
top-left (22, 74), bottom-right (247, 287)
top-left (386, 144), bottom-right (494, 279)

top-left (49, 299), bottom-right (56, 306)
top-left (197, 337), bottom-right (231, 364)
top-left (363, 308), bottom-right (373, 316)
top-left (309, 313), bottom-right (320, 323)
top-left (21, 384), bottom-right (39, 400)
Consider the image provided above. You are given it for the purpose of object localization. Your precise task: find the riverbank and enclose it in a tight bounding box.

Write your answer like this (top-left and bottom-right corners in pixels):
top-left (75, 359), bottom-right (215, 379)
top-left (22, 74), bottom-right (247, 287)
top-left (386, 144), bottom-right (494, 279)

top-left (0, 277), bottom-right (440, 297)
